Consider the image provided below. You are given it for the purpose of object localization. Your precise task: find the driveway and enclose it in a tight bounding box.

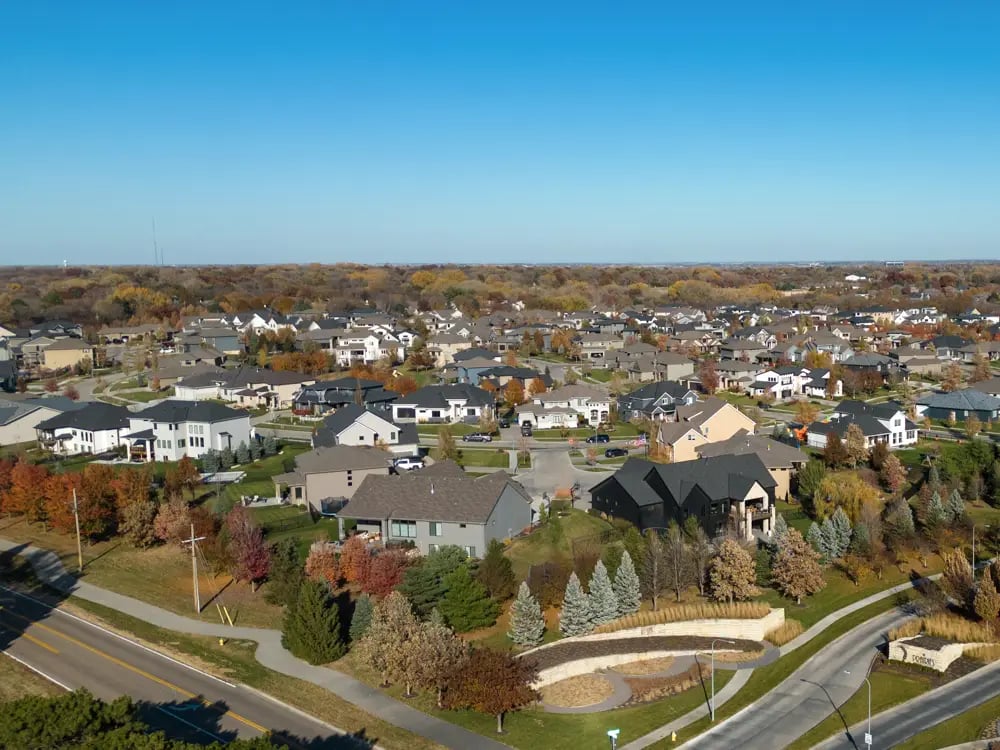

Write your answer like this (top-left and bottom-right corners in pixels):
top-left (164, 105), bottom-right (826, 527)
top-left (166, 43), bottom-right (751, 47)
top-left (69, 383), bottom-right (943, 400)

top-left (514, 448), bottom-right (614, 513)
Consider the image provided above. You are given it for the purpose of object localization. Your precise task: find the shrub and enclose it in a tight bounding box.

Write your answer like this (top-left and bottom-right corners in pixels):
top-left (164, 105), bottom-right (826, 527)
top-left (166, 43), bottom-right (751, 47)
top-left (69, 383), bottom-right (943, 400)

top-left (889, 613), bottom-right (996, 644)
top-left (592, 601), bottom-right (770, 634)
top-left (764, 619), bottom-right (804, 646)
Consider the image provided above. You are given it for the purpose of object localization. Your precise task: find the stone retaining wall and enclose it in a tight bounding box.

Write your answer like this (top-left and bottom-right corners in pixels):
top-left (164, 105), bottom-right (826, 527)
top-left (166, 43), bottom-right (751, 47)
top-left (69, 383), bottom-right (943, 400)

top-left (888, 637), bottom-right (990, 672)
top-left (535, 648), bottom-right (736, 688)
top-left (523, 609), bottom-right (784, 659)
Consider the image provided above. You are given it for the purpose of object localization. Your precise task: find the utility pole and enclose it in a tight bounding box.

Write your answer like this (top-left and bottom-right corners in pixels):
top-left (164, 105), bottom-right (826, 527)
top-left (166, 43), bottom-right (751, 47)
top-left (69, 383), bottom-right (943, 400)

top-left (182, 523), bottom-right (207, 613)
top-left (71, 488), bottom-right (83, 573)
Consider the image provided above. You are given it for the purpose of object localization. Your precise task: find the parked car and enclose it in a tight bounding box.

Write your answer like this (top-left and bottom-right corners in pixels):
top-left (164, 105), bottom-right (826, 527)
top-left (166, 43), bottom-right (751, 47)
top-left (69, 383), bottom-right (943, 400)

top-left (521, 422), bottom-right (533, 437)
top-left (462, 432), bottom-right (493, 443)
top-left (605, 447), bottom-right (628, 458)
top-left (498, 418), bottom-right (510, 429)
top-left (393, 456), bottom-right (424, 471)
top-left (586, 434), bottom-right (611, 444)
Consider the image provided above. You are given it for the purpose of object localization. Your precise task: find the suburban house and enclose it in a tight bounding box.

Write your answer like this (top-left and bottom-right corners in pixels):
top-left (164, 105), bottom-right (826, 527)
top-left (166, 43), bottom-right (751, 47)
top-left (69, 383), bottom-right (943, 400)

top-left (338, 470), bottom-right (534, 556)
top-left (0, 396), bottom-right (86, 446)
top-left (622, 352), bottom-right (696, 383)
top-left (715, 360), bottom-right (764, 392)
top-left (273, 445), bottom-right (392, 513)
top-left (293, 377), bottom-right (398, 414)
top-left (806, 400), bottom-right (919, 451)
top-left (34, 402), bottom-right (131, 456)
top-left (41, 338), bottom-right (94, 371)
top-left (617, 380), bottom-right (699, 421)
top-left (696, 431), bottom-right (808, 501)
top-left (532, 384), bottom-right (611, 424)
top-left (175, 366), bottom-right (316, 409)
top-left (446, 355), bottom-right (504, 385)
top-left (311, 404), bottom-right (419, 456)
top-left (125, 400), bottom-right (253, 463)
top-left (334, 328), bottom-right (405, 368)
top-left (426, 332), bottom-right (473, 368)
top-left (654, 397), bottom-right (757, 463)
top-left (575, 332), bottom-right (625, 365)
top-left (391, 384), bottom-right (495, 424)
top-left (514, 403), bottom-right (579, 430)
top-left (971, 377), bottom-right (1000, 399)
top-left (915, 389), bottom-right (1000, 424)
top-left (719, 337), bottom-right (770, 362)
top-left (589, 454), bottom-right (776, 540)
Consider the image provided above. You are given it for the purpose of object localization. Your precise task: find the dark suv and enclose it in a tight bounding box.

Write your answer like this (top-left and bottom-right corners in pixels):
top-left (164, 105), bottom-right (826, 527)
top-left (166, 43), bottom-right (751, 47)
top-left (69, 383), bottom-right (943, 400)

top-left (586, 434), bottom-right (611, 444)
top-left (605, 447), bottom-right (628, 458)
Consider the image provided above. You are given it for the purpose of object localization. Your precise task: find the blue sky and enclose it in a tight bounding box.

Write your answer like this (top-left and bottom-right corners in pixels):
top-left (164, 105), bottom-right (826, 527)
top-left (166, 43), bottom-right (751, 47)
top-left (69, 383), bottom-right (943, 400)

top-left (2, 2), bottom-right (999, 265)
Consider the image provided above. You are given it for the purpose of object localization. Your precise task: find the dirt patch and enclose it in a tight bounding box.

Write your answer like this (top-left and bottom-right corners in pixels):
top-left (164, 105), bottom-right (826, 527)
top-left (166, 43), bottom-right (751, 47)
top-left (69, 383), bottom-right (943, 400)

top-left (713, 649), bottom-right (764, 663)
top-left (540, 674), bottom-right (616, 707)
top-left (624, 663), bottom-right (710, 705)
top-left (611, 657), bottom-right (675, 675)
top-left (527, 635), bottom-right (762, 671)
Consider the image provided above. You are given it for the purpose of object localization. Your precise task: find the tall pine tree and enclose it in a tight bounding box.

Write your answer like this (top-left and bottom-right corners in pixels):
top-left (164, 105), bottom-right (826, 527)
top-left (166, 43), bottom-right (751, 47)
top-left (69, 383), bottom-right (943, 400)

top-left (820, 518), bottom-right (839, 561)
top-left (264, 538), bottom-right (304, 607)
top-left (587, 560), bottom-right (618, 626)
top-left (947, 488), bottom-right (966, 521)
top-left (831, 507), bottom-right (853, 558)
top-left (349, 593), bottom-right (374, 642)
top-left (508, 581), bottom-right (545, 647)
top-left (559, 572), bottom-right (593, 636)
top-left (613, 550), bottom-right (641, 616)
top-left (281, 580), bottom-right (345, 664)
top-left (927, 491), bottom-right (947, 527)
top-left (438, 564), bottom-right (499, 632)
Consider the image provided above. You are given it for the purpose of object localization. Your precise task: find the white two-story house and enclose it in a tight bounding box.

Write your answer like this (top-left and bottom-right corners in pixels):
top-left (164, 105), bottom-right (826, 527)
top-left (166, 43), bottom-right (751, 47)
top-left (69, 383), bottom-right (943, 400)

top-left (125, 400), bottom-right (253, 463)
top-left (806, 400), bottom-right (919, 451)
top-left (35, 402), bottom-right (131, 456)
top-left (532, 384), bottom-right (612, 424)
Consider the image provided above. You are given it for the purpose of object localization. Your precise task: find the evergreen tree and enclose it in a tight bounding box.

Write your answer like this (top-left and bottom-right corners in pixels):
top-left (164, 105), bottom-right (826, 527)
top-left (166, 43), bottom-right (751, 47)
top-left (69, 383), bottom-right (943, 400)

top-left (349, 593), bottom-right (374, 642)
top-left (612, 550), bottom-right (641, 616)
top-left (263, 435), bottom-right (278, 456)
top-left (806, 522), bottom-right (825, 558)
top-left (281, 580), bottom-right (345, 664)
top-left (508, 581), bottom-right (545, 647)
top-left (235, 441), bottom-right (251, 464)
top-left (772, 513), bottom-right (789, 549)
top-left (820, 517), bottom-right (839, 561)
top-left (831, 506), bottom-right (853, 557)
top-left (849, 521), bottom-right (872, 557)
top-left (219, 445), bottom-right (234, 471)
top-left (264, 538), bottom-right (304, 607)
top-left (438, 564), bottom-right (499, 632)
top-left (559, 572), bottom-right (593, 636)
top-left (398, 545), bottom-right (467, 618)
top-left (947, 488), bottom-right (966, 521)
top-left (587, 560), bottom-right (618, 626)
top-left (928, 464), bottom-right (942, 488)
top-left (202, 449), bottom-right (220, 475)
top-left (927, 491), bottom-right (947, 527)
top-left (250, 439), bottom-right (264, 461)
top-left (476, 539), bottom-right (515, 601)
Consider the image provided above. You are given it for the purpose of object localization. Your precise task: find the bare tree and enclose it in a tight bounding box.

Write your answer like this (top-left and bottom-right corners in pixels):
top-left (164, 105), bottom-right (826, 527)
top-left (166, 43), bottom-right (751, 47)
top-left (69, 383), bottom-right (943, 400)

top-left (641, 531), bottom-right (666, 611)
top-left (662, 522), bottom-right (694, 602)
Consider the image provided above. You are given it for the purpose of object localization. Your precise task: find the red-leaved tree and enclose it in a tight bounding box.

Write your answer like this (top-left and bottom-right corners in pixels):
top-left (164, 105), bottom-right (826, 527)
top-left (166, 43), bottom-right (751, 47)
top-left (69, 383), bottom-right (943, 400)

top-left (225, 505), bottom-right (270, 591)
top-left (305, 541), bottom-right (341, 588)
top-left (339, 536), bottom-right (372, 584)
top-left (443, 648), bottom-right (539, 734)
top-left (361, 549), bottom-right (410, 598)
top-left (5, 458), bottom-right (51, 524)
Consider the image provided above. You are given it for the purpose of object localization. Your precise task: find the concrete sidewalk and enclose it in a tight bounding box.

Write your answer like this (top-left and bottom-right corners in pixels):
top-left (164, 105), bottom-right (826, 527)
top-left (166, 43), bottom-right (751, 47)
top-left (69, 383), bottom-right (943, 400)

top-left (0, 538), bottom-right (509, 750)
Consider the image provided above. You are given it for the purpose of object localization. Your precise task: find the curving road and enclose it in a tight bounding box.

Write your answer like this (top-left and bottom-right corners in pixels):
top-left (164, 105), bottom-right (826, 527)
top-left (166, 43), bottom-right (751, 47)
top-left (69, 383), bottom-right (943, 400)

top-left (682, 609), bottom-right (911, 750)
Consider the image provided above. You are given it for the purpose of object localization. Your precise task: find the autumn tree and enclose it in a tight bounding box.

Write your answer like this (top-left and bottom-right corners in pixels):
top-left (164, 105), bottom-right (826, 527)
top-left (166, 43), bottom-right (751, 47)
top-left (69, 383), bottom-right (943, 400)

top-left (794, 400), bottom-right (820, 427)
top-left (974, 571), bottom-right (1000, 620)
top-left (823, 432), bottom-right (848, 468)
top-left (361, 548), bottom-right (410, 598)
top-left (434, 427), bottom-right (459, 462)
top-left (971, 354), bottom-right (992, 384)
top-left (528, 377), bottom-right (547, 396)
top-left (698, 358), bottom-right (719, 395)
top-left (339, 535), bottom-right (372, 584)
top-left (941, 361), bottom-right (964, 393)
top-left (63, 384), bottom-right (80, 401)
top-left (304, 540), bottom-right (341, 588)
top-left (662, 523), bottom-right (693, 602)
top-left (709, 539), bottom-right (760, 603)
top-left (412, 620), bottom-right (469, 707)
top-left (504, 379), bottom-right (525, 405)
top-left (813, 472), bottom-right (882, 523)
top-left (770, 528), bottom-right (826, 604)
top-left (43, 472), bottom-right (82, 535)
top-left (281, 579), bottom-right (345, 664)
top-left (443, 648), bottom-right (538, 734)
top-left (153, 496), bottom-right (191, 544)
top-left (941, 549), bottom-right (974, 609)
top-left (966, 414), bottom-right (983, 440)
top-left (112, 466), bottom-right (157, 547)
top-left (355, 591), bottom-right (422, 689)
top-left (684, 516), bottom-right (714, 597)
top-left (5, 458), bottom-right (50, 524)
top-left (880, 454), bottom-right (907, 494)
top-left (844, 424), bottom-right (869, 468)
top-left (642, 530), bottom-right (667, 611)
top-left (225, 505), bottom-right (271, 591)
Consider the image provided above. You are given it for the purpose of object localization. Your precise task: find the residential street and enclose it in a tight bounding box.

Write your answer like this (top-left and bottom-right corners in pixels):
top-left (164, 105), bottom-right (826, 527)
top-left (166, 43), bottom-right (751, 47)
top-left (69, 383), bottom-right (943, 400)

top-left (682, 608), bottom-right (910, 750)
top-left (812, 659), bottom-right (1000, 750)
top-left (0, 585), bottom-right (349, 747)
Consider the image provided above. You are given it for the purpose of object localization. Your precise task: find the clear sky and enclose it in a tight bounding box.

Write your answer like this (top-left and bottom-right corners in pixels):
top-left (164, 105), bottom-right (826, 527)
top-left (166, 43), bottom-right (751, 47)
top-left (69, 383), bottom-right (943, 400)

top-left (2, 2), bottom-right (1000, 266)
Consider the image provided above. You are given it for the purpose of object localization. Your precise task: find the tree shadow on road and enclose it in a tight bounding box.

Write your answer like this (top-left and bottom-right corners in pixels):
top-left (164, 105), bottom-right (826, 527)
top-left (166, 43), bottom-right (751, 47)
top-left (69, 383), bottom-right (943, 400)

top-left (800, 678), bottom-right (860, 750)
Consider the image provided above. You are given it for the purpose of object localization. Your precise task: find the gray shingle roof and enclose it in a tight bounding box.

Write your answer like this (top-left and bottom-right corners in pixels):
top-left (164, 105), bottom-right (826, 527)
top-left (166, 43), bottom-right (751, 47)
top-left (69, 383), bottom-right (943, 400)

top-left (133, 400), bottom-right (248, 424)
top-left (696, 431), bottom-right (809, 468)
top-left (292, 445), bottom-right (392, 474)
top-left (35, 402), bottom-right (131, 432)
top-left (395, 384), bottom-right (495, 409)
top-left (340, 471), bottom-right (531, 524)
top-left (917, 389), bottom-right (1000, 412)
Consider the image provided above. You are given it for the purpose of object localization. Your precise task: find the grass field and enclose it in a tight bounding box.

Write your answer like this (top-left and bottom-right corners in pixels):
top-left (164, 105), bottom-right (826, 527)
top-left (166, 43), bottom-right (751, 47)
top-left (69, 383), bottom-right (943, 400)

top-left (416, 423), bottom-right (479, 436)
top-left (504, 509), bottom-right (614, 580)
top-left (215, 444), bottom-right (313, 510)
top-left (457, 449), bottom-right (509, 469)
top-left (118, 388), bottom-right (175, 402)
top-left (786, 668), bottom-right (933, 749)
top-left (896, 693), bottom-right (1000, 749)
top-left (0, 653), bottom-right (65, 701)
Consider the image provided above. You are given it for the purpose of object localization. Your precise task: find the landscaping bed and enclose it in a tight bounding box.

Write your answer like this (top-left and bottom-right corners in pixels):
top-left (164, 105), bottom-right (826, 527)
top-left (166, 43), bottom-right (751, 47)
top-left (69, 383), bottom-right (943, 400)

top-left (623, 662), bottom-right (709, 705)
top-left (527, 636), bottom-right (760, 671)
top-left (612, 657), bottom-right (675, 676)
top-left (540, 675), bottom-right (615, 708)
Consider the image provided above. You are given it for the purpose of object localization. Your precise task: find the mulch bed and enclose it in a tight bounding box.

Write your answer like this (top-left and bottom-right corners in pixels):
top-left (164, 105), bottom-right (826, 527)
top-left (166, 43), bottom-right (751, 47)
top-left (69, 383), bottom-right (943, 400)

top-left (527, 636), bottom-right (761, 671)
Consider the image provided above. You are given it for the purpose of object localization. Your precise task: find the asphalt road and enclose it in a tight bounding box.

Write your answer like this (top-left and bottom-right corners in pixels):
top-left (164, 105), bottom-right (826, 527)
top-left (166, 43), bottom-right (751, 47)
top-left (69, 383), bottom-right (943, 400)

top-left (0, 585), bottom-right (355, 749)
top-left (812, 659), bottom-right (1000, 750)
top-left (682, 609), bottom-right (910, 750)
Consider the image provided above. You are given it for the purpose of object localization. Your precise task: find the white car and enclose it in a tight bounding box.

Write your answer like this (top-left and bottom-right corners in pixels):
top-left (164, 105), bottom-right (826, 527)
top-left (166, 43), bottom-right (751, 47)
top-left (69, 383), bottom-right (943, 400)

top-left (394, 456), bottom-right (424, 471)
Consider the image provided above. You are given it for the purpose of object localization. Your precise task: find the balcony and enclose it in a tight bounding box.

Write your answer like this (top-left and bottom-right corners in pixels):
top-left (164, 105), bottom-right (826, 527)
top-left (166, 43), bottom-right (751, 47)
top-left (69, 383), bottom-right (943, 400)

top-left (751, 509), bottom-right (771, 522)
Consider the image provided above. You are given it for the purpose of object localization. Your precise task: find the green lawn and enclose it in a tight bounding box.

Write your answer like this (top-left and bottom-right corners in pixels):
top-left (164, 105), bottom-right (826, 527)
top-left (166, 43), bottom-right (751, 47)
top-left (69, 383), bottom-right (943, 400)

top-left (255, 421), bottom-right (314, 432)
top-left (416, 423), bottom-right (479, 436)
top-left (776, 500), bottom-right (811, 535)
top-left (109, 377), bottom-right (143, 392)
top-left (787, 669), bottom-right (933, 749)
top-left (896, 693), bottom-right (1000, 749)
top-left (457, 449), bottom-right (510, 469)
top-left (505, 509), bottom-right (614, 579)
top-left (650, 592), bottom-right (915, 748)
top-left (584, 369), bottom-right (612, 383)
top-left (119, 388), bottom-right (174, 402)
top-left (213, 444), bottom-right (313, 511)
top-left (248, 503), bottom-right (340, 558)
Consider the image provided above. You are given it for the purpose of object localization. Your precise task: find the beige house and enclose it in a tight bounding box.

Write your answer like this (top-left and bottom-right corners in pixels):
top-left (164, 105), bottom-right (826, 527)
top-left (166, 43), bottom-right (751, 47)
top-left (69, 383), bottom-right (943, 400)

top-left (654, 397), bottom-right (757, 463)
top-left (696, 431), bottom-right (808, 501)
top-left (42, 339), bottom-right (94, 371)
top-left (273, 445), bottom-right (391, 513)
top-left (427, 333), bottom-right (473, 368)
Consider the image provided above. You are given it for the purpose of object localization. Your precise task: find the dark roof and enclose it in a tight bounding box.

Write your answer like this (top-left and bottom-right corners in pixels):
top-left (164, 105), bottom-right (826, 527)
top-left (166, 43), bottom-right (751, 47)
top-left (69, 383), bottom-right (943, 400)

top-left (835, 399), bottom-right (905, 421)
top-left (916, 389), bottom-right (1000, 412)
top-left (695, 432), bottom-right (808, 468)
top-left (292, 445), bottom-right (391, 474)
top-left (132, 400), bottom-right (248, 424)
top-left (36, 402), bottom-right (131, 432)
top-left (591, 454), bottom-right (775, 510)
top-left (340, 471), bottom-right (531, 524)
top-left (620, 380), bottom-right (695, 404)
top-left (395, 384), bottom-right (495, 409)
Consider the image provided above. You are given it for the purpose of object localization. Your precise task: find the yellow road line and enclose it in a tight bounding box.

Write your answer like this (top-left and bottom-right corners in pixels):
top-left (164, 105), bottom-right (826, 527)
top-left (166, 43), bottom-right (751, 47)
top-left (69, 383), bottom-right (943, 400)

top-left (0, 607), bottom-right (61, 654)
top-left (1, 607), bottom-right (267, 734)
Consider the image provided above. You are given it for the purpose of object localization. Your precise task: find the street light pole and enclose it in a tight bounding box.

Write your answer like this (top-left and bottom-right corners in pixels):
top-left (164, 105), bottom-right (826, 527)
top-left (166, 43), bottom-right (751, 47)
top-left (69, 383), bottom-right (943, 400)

top-left (71, 488), bottom-right (83, 573)
top-left (845, 666), bottom-right (873, 750)
top-left (710, 638), bottom-right (735, 722)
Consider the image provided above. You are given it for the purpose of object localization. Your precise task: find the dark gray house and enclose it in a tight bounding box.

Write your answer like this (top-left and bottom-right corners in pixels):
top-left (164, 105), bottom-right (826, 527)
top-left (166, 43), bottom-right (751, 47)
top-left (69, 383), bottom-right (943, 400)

top-left (293, 377), bottom-right (397, 413)
top-left (916, 389), bottom-right (1000, 423)
top-left (617, 380), bottom-right (698, 421)
top-left (589, 454), bottom-right (777, 540)
top-left (339, 471), bottom-right (533, 557)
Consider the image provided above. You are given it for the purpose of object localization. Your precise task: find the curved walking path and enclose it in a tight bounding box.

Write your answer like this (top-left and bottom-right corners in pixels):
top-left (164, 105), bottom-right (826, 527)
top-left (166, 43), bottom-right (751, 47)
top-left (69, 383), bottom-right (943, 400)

top-left (0, 538), bottom-right (509, 750)
top-left (620, 571), bottom-right (943, 750)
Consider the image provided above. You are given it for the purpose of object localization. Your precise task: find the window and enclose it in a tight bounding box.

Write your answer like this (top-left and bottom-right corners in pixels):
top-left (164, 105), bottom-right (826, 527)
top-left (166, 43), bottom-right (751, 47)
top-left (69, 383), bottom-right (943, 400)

top-left (390, 520), bottom-right (417, 538)
top-left (178, 439), bottom-right (186, 448)
top-left (391, 432), bottom-right (397, 441)
top-left (429, 522), bottom-right (443, 537)
top-left (357, 434), bottom-right (364, 441)
top-left (463, 545), bottom-right (476, 558)
top-left (431, 410), bottom-right (441, 418)
top-left (459, 523), bottom-right (467, 528)
top-left (294, 486), bottom-right (303, 500)
top-left (428, 544), bottom-right (440, 553)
